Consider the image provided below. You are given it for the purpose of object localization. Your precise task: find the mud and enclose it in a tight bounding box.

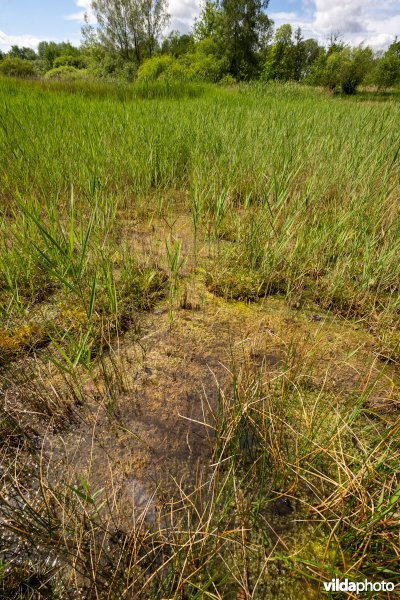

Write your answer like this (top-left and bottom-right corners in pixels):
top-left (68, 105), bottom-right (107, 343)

top-left (40, 287), bottom-right (400, 530)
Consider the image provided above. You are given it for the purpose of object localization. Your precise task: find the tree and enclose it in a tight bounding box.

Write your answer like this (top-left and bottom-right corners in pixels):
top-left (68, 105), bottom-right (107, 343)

top-left (8, 46), bottom-right (37, 61)
top-left (301, 38), bottom-right (323, 77)
top-left (192, 0), bottom-right (272, 78)
top-left (311, 45), bottom-right (373, 94)
top-left (220, 0), bottom-right (272, 78)
top-left (141, 0), bottom-right (169, 56)
top-left (326, 33), bottom-right (345, 55)
top-left (38, 42), bottom-right (81, 72)
top-left (292, 27), bottom-right (303, 81)
top-left (0, 57), bottom-right (37, 78)
top-left (372, 42), bottom-right (400, 90)
top-left (162, 32), bottom-right (193, 57)
top-left (342, 46), bottom-right (373, 94)
top-left (38, 42), bottom-right (60, 70)
top-left (388, 37), bottom-right (400, 58)
top-left (53, 54), bottom-right (86, 69)
top-left (263, 24), bottom-right (294, 81)
top-left (193, 0), bottom-right (221, 41)
top-left (90, 0), bottom-right (169, 63)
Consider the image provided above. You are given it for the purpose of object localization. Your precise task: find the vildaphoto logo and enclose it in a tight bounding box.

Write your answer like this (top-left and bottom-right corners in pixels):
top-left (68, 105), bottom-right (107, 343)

top-left (323, 579), bottom-right (395, 594)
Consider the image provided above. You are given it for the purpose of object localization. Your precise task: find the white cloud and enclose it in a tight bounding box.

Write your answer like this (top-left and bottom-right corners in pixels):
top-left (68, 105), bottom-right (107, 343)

top-left (269, 0), bottom-right (399, 49)
top-left (65, 0), bottom-right (96, 24)
top-left (64, 0), bottom-right (197, 31)
top-left (269, 10), bottom-right (317, 41)
top-left (314, 0), bottom-right (366, 34)
top-left (3, 0), bottom-right (394, 53)
top-left (270, 12), bottom-right (298, 21)
top-left (0, 31), bottom-right (43, 52)
top-left (307, 0), bottom-right (399, 48)
top-left (65, 0), bottom-right (199, 34)
top-left (168, 0), bottom-right (199, 32)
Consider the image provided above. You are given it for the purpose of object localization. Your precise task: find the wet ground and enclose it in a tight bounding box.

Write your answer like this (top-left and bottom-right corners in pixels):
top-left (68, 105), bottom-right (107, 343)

top-left (42, 285), bottom-right (400, 530)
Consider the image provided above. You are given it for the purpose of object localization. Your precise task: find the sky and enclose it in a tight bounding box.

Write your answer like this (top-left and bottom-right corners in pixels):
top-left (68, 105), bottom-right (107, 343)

top-left (0, 0), bottom-right (399, 53)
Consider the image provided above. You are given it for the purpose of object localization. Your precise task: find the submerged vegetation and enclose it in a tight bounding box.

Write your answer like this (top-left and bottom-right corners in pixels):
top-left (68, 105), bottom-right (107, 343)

top-left (0, 77), bottom-right (399, 597)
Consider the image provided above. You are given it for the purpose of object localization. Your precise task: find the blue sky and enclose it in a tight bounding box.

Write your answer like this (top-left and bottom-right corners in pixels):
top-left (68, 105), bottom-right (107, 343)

top-left (1, 0), bottom-right (399, 52)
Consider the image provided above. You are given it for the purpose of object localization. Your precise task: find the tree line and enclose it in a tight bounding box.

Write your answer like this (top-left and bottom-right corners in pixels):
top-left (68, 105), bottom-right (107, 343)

top-left (0, 0), bottom-right (399, 93)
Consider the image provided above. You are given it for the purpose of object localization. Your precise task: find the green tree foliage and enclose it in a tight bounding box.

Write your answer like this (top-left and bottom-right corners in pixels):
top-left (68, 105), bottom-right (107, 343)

top-left (7, 46), bottom-right (37, 61)
top-left (142, 0), bottom-right (170, 56)
top-left (161, 31), bottom-right (193, 57)
top-left (193, 0), bottom-right (221, 41)
top-left (44, 66), bottom-right (89, 81)
top-left (292, 28), bottom-right (322, 80)
top-left (263, 25), bottom-right (323, 82)
top-left (342, 46), bottom-right (373, 94)
top-left (326, 34), bottom-right (346, 55)
top-left (38, 42), bottom-right (59, 71)
top-left (182, 38), bottom-right (228, 81)
top-left (0, 11), bottom-right (396, 90)
top-left (0, 57), bottom-right (37, 78)
top-left (53, 54), bottom-right (86, 69)
top-left (220, 0), bottom-right (272, 78)
top-left (79, 31), bottom-right (138, 81)
top-left (90, 0), bottom-right (169, 62)
top-left (308, 45), bottom-right (373, 94)
top-left (137, 38), bottom-right (228, 82)
top-left (136, 54), bottom-right (174, 80)
top-left (263, 24), bottom-right (293, 80)
top-left (194, 0), bottom-right (272, 78)
top-left (371, 40), bottom-right (400, 90)
top-left (301, 38), bottom-right (322, 78)
top-left (389, 38), bottom-right (400, 57)
top-left (38, 42), bottom-right (82, 72)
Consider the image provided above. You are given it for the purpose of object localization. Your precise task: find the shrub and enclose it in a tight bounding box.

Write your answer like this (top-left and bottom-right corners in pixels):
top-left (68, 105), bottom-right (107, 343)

top-left (308, 46), bottom-right (373, 94)
top-left (121, 61), bottom-right (138, 82)
top-left (44, 66), bottom-right (89, 81)
top-left (137, 47), bottom-right (228, 84)
top-left (371, 51), bottom-right (400, 90)
top-left (53, 54), bottom-right (86, 69)
top-left (158, 60), bottom-right (189, 82)
top-left (219, 73), bottom-right (237, 86)
top-left (86, 53), bottom-right (125, 80)
top-left (184, 53), bottom-right (228, 82)
top-left (0, 57), bottom-right (36, 78)
top-left (136, 55), bottom-right (175, 82)
top-left (185, 38), bottom-right (229, 82)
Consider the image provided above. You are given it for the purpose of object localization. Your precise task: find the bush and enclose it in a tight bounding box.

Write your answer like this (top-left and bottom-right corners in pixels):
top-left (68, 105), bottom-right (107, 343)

top-left (0, 58), bottom-right (36, 78)
top-left (137, 45), bottom-right (228, 84)
top-left (44, 66), bottom-right (89, 81)
top-left (53, 54), bottom-right (86, 69)
top-left (159, 60), bottom-right (189, 82)
top-left (184, 38), bottom-right (229, 83)
top-left (184, 53), bottom-right (228, 82)
top-left (308, 46), bottom-right (373, 94)
top-left (371, 51), bottom-right (400, 90)
top-left (121, 61), bottom-right (138, 82)
top-left (219, 73), bottom-right (237, 86)
top-left (136, 56), bottom-right (175, 82)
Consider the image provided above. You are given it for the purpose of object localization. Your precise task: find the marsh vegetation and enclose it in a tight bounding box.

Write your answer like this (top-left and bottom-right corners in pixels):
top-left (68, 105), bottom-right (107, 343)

top-left (0, 78), bottom-right (399, 598)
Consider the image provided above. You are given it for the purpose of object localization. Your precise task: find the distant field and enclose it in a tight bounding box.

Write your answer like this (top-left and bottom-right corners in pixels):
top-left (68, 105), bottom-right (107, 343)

top-left (0, 77), bottom-right (399, 598)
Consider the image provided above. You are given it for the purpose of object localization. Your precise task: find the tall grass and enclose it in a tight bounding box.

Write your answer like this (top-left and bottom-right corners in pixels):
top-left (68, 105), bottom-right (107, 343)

top-left (1, 77), bottom-right (399, 322)
top-left (0, 77), bottom-right (399, 597)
